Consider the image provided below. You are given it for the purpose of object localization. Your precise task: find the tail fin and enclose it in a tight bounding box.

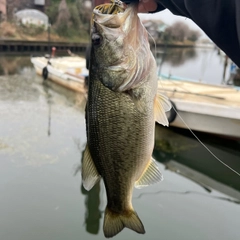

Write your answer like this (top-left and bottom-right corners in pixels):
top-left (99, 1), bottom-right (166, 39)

top-left (103, 207), bottom-right (145, 238)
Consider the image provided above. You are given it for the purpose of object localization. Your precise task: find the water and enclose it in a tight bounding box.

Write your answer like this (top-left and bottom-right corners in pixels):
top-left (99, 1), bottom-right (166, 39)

top-left (0, 52), bottom-right (240, 240)
top-left (156, 47), bottom-right (231, 84)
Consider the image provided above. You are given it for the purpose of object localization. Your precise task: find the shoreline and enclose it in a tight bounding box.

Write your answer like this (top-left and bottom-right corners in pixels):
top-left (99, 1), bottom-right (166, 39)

top-left (0, 39), bottom-right (88, 54)
top-left (0, 39), bottom-right (213, 54)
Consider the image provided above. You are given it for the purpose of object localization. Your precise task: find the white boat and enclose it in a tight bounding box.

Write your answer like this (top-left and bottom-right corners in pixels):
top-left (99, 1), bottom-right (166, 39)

top-left (31, 55), bottom-right (240, 138)
top-left (31, 56), bottom-right (88, 93)
top-left (158, 79), bottom-right (240, 139)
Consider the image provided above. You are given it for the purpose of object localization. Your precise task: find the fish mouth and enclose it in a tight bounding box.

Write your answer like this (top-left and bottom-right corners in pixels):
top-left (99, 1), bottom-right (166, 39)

top-left (94, 0), bottom-right (126, 15)
top-left (92, 1), bottom-right (138, 28)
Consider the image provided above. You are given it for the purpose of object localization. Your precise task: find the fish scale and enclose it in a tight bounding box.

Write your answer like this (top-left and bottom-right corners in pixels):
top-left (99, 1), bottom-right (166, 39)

top-left (88, 79), bottom-right (154, 176)
top-left (87, 75), bottom-right (155, 210)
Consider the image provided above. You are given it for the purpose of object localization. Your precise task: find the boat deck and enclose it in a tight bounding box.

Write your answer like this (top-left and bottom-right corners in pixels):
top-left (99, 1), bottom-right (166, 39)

top-left (158, 79), bottom-right (240, 108)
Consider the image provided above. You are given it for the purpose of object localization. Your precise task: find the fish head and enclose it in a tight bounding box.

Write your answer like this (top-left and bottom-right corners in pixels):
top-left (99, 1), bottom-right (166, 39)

top-left (90, 1), bottom-right (155, 92)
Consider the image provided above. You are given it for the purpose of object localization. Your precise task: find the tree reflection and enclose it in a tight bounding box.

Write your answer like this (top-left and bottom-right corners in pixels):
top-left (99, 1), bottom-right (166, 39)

top-left (153, 124), bottom-right (240, 194)
top-left (42, 81), bottom-right (53, 137)
top-left (81, 182), bottom-right (101, 235)
top-left (75, 149), bottom-right (102, 235)
top-left (157, 47), bottom-right (197, 67)
top-left (0, 56), bottom-right (31, 75)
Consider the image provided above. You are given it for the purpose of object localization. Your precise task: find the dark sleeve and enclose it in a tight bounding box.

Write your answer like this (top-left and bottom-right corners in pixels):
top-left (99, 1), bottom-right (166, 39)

top-left (156, 0), bottom-right (240, 66)
top-left (122, 0), bottom-right (240, 67)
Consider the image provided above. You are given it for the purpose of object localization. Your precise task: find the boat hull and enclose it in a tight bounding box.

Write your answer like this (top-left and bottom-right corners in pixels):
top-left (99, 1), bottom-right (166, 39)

top-left (170, 108), bottom-right (240, 139)
top-left (31, 56), bottom-right (87, 93)
top-left (159, 80), bottom-right (240, 139)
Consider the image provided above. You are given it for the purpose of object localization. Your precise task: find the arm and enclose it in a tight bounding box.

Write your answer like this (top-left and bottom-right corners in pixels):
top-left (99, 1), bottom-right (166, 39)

top-left (124, 0), bottom-right (240, 67)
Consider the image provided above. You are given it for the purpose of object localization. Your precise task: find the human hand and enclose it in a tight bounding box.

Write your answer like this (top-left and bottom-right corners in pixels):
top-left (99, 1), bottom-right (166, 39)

top-left (137, 0), bottom-right (158, 13)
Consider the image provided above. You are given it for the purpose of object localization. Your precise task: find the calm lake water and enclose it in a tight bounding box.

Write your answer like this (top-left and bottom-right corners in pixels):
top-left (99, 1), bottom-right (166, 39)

top-left (0, 50), bottom-right (240, 240)
top-left (156, 47), bottom-right (231, 84)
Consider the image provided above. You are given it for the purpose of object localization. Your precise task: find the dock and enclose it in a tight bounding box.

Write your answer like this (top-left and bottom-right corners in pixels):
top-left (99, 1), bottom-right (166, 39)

top-left (0, 40), bottom-right (88, 53)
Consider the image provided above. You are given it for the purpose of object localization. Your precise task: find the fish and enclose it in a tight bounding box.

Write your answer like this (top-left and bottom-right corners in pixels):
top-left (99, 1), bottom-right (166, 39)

top-left (82, 0), bottom-right (171, 238)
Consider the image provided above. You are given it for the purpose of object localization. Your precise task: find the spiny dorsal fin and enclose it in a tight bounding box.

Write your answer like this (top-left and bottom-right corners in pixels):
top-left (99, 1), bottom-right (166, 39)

top-left (135, 158), bottom-right (163, 189)
top-left (82, 144), bottom-right (101, 191)
top-left (103, 207), bottom-right (145, 238)
top-left (154, 91), bottom-right (172, 126)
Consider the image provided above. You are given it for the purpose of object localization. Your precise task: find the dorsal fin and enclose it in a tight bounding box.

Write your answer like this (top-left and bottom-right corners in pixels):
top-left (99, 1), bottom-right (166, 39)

top-left (135, 158), bottom-right (163, 189)
top-left (82, 144), bottom-right (101, 191)
top-left (154, 91), bottom-right (172, 126)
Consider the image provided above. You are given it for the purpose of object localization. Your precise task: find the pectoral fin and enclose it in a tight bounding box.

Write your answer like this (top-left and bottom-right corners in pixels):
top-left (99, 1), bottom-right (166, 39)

top-left (82, 144), bottom-right (101, 191)
top-left (126, 88), bottom-right (149, 114)
top-left (154, 91), bottom-right (172, 126)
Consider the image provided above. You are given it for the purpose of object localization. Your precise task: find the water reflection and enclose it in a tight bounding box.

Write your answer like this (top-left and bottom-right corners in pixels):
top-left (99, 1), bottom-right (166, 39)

top-left (135, 189), bottom-right (240, 204)
top-left (1, 55), bottom-right (240, 240)
top-left (39, 73), bottom-right (87, 115)
top-left (0, 71), bottom-right (40, 101)
top-left (157, 47), bottom-right (197, 67)
top-left (0, 50), bottom-right (234, 86)
top-left (0, 55), bottom-right (32, 75)
top-left (42, 81), bottom-right (53, 137)
top-left (156, 47), bottom-right (232, 84)
top-left (154, 124), bottom-right (240, 199)
top-left (75, 149), bottom-right (102, 235)
top-left (81, 183), bottom-right (101, 235)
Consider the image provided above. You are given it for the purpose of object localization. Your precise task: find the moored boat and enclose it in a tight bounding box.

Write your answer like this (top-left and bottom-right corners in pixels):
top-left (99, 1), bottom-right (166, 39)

top-left (31, 56), bottom-right (88, 93)
top-left (31, 55), bottom-right (240, 139)
top-left (158, 79), bottom-right (240, 139)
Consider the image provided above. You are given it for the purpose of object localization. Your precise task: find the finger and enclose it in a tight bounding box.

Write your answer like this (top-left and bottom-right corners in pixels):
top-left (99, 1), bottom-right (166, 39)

top-left (138, 0), bottom-right (158, 13)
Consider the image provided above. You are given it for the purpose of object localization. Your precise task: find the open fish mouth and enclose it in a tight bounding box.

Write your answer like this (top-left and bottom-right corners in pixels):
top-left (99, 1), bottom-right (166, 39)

top-left (94, 0), bottom-right (126, 15)
top-left (92, 0), bottom-right (138, 27)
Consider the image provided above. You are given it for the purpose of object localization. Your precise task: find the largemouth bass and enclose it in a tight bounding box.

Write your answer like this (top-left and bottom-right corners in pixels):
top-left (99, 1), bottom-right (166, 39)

top-left (82, 0), bottom-right (171, 238)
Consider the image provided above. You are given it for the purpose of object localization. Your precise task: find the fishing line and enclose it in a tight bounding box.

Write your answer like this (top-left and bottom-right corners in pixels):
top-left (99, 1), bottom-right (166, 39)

top-left (157, 77), bottom-right (240, 177)
top-left (170, 103), bottom-right (240, 177)
top-left (145, 27), bottom-right (157, 58)
top-left (143, 11), bottom-right (239, 176)
top-left (134, 190), bottom-right (240, 204)
top-left (199, 48), bottom-right (215, 82)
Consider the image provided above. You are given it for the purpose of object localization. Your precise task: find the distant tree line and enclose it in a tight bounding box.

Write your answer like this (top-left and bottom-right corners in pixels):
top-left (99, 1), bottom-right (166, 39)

top-left (164, 21), bottom-right (201, 42)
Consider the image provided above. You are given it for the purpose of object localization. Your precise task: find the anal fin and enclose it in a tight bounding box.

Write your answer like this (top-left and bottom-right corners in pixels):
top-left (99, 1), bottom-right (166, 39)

top-left (135, 158), bottom-right (163, 189)
top-left (82, 144), bottom-right (101, 191)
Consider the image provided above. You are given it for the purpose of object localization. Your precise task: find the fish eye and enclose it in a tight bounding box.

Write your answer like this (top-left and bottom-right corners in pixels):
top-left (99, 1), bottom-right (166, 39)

top-left (92, 34), bottom-right (102, 46)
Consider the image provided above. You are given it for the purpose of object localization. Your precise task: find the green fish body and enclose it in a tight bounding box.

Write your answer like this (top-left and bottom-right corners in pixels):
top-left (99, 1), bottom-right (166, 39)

top-left (82, 1), bottom-right (171, 238)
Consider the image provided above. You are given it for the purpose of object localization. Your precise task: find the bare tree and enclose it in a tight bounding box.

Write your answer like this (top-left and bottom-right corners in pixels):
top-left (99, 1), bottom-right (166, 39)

top-left (187, 29), bottom-right (201, 42)
top-left (166, 21), bottom-right (190, 41)
top-left (56, 0), bottom-right (70, 28)
top-left (164, 21), bottom-right (201, 42)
